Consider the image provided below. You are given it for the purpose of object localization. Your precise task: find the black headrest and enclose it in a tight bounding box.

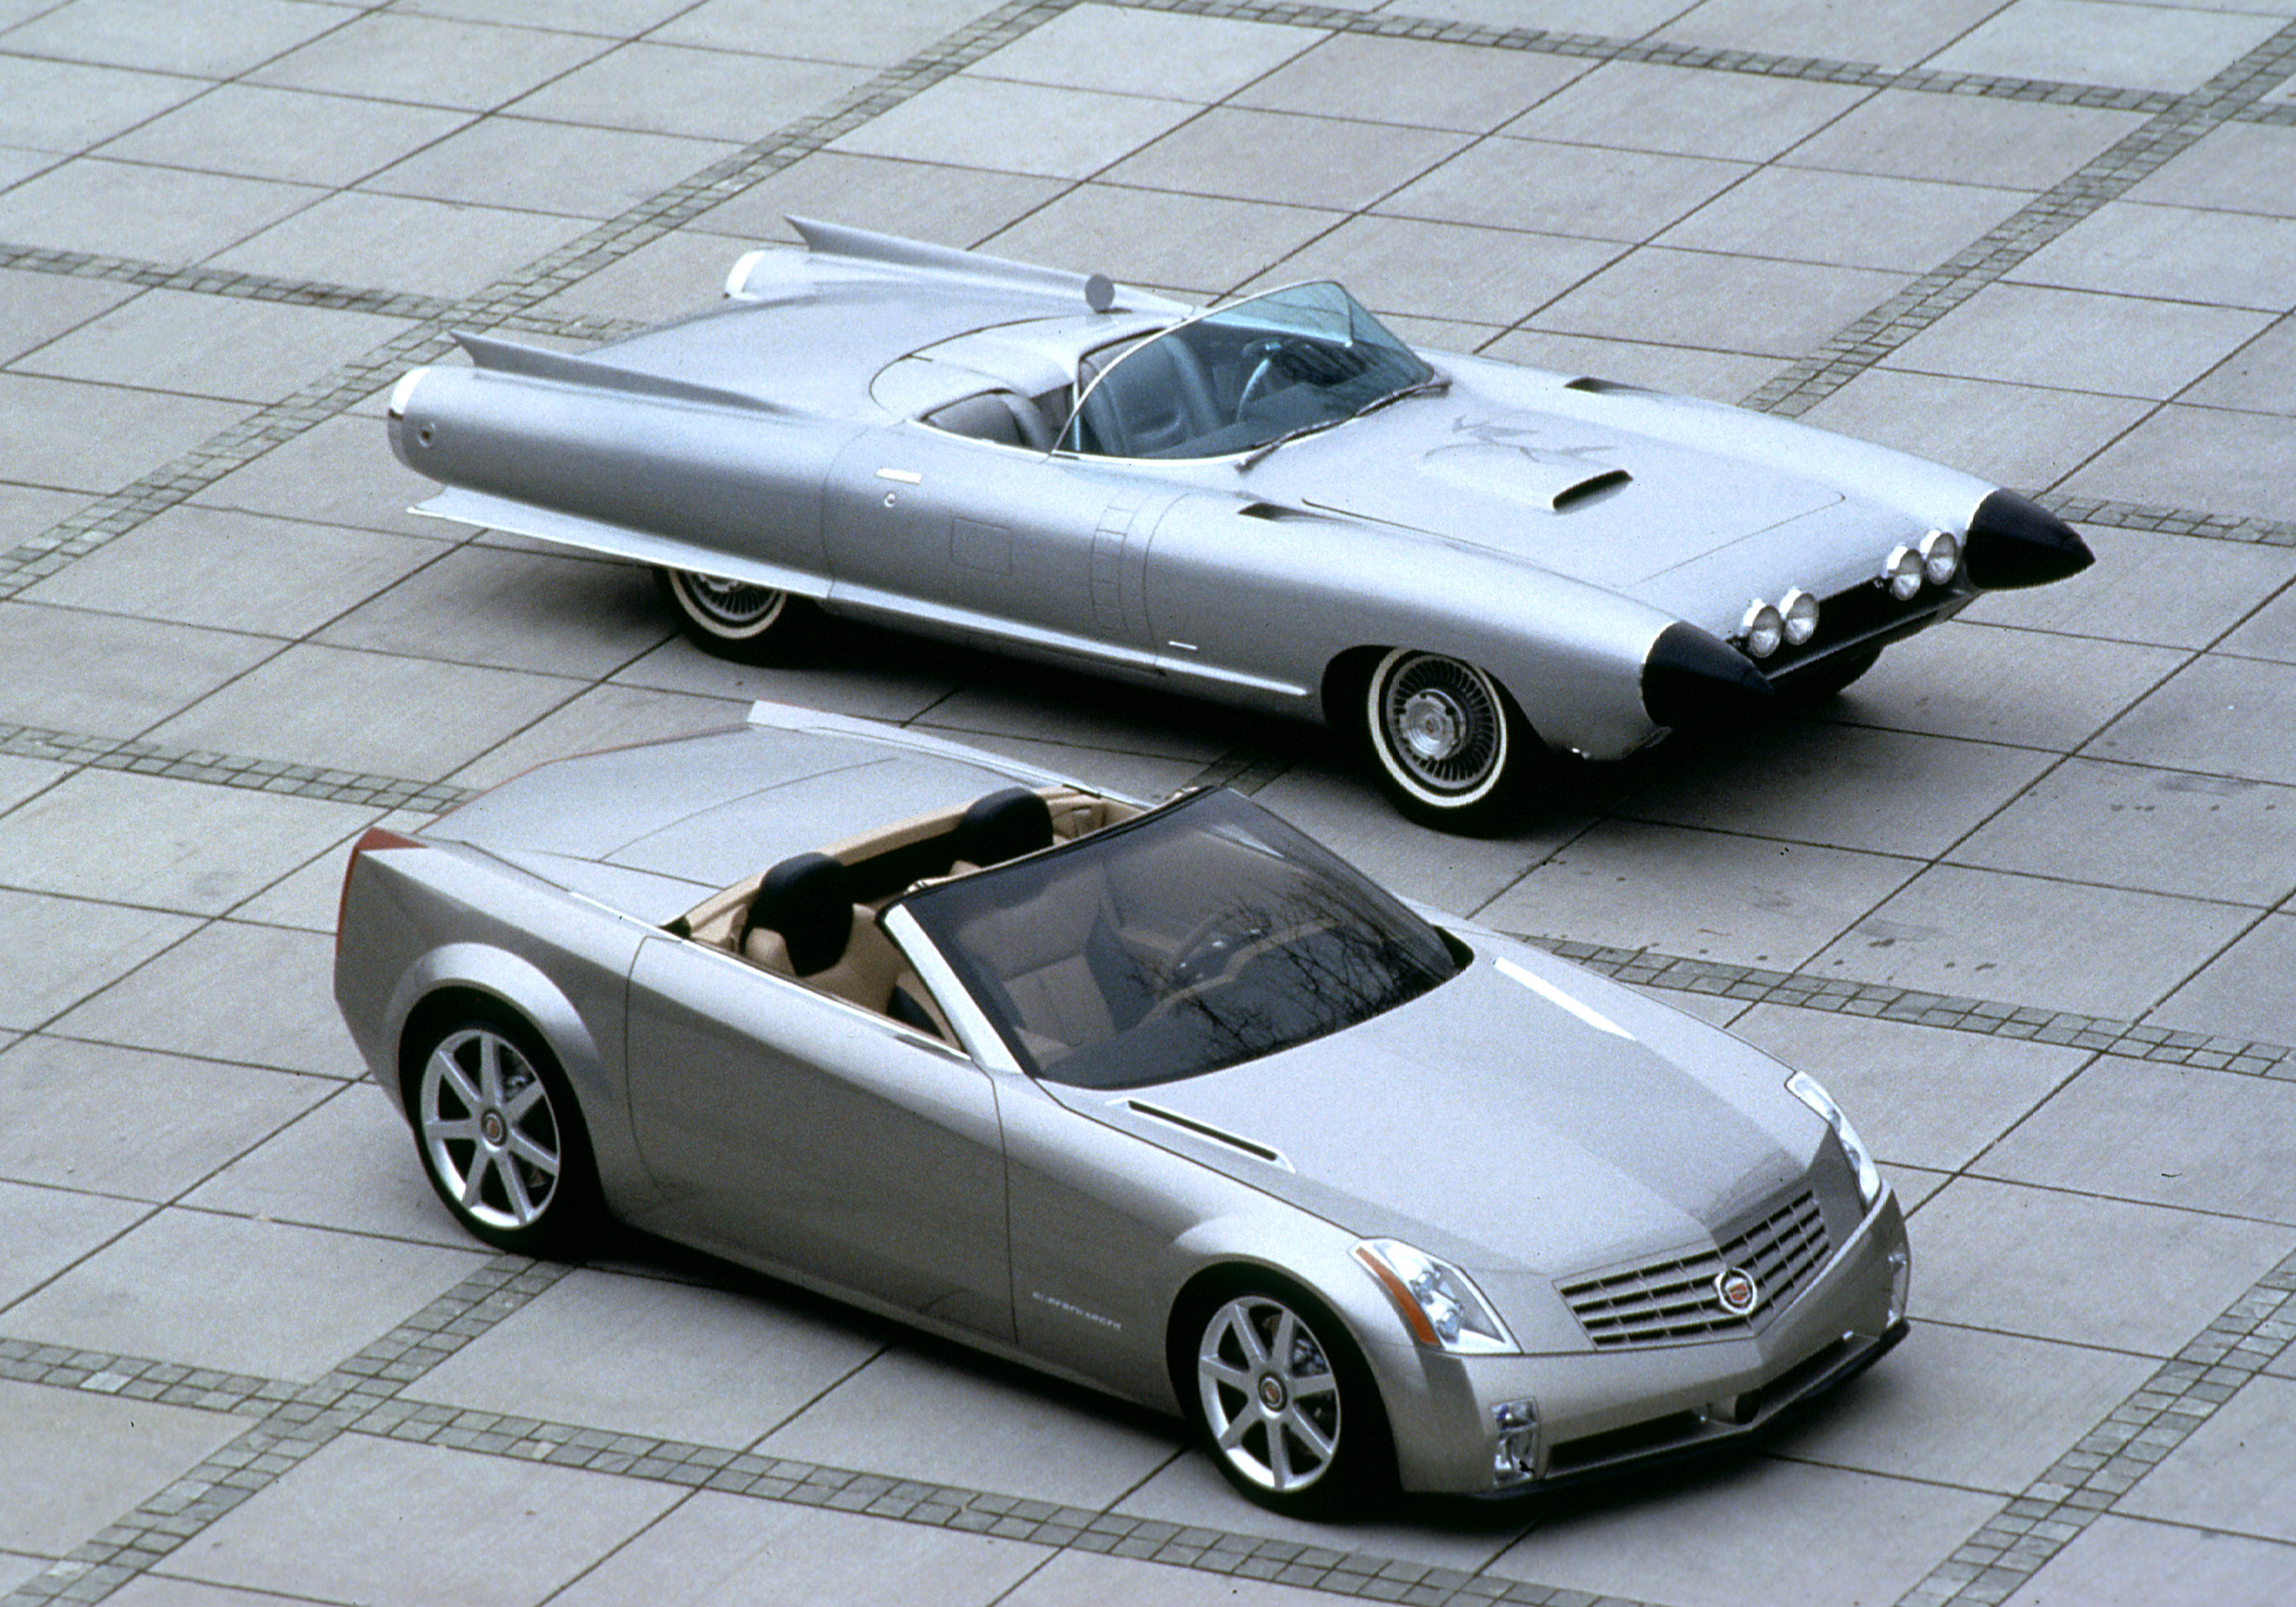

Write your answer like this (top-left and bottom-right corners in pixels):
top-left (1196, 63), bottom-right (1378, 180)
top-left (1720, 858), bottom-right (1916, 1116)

top-left (956, 788), bottom-right (1054, 867)
top-left (744, 852), bottom-right (852, 975)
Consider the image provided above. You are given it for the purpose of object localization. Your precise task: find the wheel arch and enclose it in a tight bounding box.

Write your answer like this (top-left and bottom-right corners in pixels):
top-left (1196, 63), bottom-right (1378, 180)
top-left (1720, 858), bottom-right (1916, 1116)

top-left (386, 944), bottom-right (605, 1132)
top-left (1162, 1256), bottom-right (1389, 1431)
top-left (1162, 1254), bottom-right (1402, 1508)
top-left (1316, 647), bottom-right (1386, 747)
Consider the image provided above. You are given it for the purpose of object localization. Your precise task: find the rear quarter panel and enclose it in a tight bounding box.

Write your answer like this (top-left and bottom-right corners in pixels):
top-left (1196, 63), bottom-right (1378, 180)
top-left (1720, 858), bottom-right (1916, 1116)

top-left (333, 840), bottom-right (658, 1215)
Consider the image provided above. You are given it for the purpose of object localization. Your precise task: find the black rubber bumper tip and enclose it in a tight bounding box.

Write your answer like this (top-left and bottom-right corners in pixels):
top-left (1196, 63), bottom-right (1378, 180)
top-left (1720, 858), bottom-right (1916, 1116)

top-left (1642, 623), bottom-right (1774, 730)
top-left (1964, 488), bottom-right (2094, 590)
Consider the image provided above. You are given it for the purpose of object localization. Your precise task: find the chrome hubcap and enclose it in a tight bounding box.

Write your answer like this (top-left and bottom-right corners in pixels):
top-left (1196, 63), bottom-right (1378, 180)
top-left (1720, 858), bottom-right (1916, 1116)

top-left (1398, 690), bottom-right (1466, 762)
top-left (419, 1028), bottom-right (561, 1230)
top-left (1198, 1295), bottom-right (1341, 1494)
top-left (1376, 652), bottom-right (1504, 799)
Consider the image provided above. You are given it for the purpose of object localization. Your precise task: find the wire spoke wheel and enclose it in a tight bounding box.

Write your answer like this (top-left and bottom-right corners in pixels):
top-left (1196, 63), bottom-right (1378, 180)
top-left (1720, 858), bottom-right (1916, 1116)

top-left (1363, 649), bottom-right (1534, 831)
top-left (656, 567), bottom-right (812, 661)
top-left (1196, 1293), bottom-right (1344, 1499)
top-left (674, 571), bottom-right (787, 632)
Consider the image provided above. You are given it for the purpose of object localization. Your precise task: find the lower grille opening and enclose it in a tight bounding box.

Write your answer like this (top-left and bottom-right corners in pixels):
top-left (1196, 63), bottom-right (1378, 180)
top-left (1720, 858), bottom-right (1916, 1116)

top-left (1546, 1410), bottom-right (1707, 1476)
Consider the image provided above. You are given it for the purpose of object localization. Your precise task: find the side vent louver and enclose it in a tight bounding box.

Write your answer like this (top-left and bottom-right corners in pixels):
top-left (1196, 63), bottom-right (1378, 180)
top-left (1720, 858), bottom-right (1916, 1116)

top-left (1127, 1100), bottom-right (1289, 1166)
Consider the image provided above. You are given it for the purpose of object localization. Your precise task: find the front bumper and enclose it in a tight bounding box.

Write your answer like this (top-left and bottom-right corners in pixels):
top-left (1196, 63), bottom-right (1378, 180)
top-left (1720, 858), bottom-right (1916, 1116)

top-left (1371, 1188), bottom-right (1909, 1495)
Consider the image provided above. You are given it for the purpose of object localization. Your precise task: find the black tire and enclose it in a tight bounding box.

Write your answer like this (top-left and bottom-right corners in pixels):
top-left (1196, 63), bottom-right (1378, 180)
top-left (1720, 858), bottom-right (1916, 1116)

top-left (1782, 644), bottom-right (1881, 705)
top-left (1363, 648), bottom-right (1541, 834)
top-left (405, 1006), bottom-right (597, 1257)
top-left (655, 567), bottom-right (815, 664)
top-left (1182, 1276), bottom-right (1392, 1521)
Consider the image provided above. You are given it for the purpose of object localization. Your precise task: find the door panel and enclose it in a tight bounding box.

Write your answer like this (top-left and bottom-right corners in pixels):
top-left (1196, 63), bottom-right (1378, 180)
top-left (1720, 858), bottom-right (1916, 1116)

top-left (823, 434), bottom-right (1166, 667)
top-left (624, 936), bottom-right (1013, 1339)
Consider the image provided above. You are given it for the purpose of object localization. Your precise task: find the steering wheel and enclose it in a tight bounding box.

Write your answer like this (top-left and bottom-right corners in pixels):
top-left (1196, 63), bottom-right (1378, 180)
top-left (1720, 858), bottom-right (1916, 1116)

top-left (1236, 338), bottom-right (1291, 416)
top-left (1169, 911), bottom-right (1273, 990)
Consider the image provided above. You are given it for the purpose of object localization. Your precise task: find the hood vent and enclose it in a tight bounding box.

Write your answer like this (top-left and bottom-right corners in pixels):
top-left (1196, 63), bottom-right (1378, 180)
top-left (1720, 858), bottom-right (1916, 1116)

top-left (1563, 376), bottom-right (1655, 395)
top-left (1127, 1100), bottom-right (1290, 1167)
top-left (1552, 467), bottom-right (1630, 509)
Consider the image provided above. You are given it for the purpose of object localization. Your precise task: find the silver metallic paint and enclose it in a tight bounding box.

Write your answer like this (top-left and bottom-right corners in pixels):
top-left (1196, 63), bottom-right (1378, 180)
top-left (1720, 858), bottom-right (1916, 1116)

top-left (383, 220), bottom-right (2039, 770)
top-left (334, 704), bottom-right (1908, 1500)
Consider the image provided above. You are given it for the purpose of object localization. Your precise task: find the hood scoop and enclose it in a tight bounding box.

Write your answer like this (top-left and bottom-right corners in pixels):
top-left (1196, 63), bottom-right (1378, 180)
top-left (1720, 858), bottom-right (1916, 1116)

top-left (1421, 441), bottom-right (1630, 512)
top-left (1126, 1099), bottom-right (1292, 1169)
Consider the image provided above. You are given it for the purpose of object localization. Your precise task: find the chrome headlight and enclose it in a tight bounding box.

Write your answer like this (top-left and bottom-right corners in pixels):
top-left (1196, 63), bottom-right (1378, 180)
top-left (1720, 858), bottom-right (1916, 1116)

top-left (1740, 599), bottom-right (1784, 658)
top-left (1788, 1070), bottom-right (1883, 1209)
top-left (1881, 546), bottom-right (1923, 601)
top-left (1779, 588), bottom-right (1819, 646)
top-left (1920, 528), bottom-right (1961, 586)
top-left (1354, 1240), bottom-right (1516, 1354)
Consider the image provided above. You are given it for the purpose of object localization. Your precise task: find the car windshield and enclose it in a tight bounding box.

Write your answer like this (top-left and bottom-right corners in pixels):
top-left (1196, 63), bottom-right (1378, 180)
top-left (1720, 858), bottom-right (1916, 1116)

top-left (1059, 281), bottom-right (1435, 462)
top-left (892, 790), bottom-right (1460, 1089)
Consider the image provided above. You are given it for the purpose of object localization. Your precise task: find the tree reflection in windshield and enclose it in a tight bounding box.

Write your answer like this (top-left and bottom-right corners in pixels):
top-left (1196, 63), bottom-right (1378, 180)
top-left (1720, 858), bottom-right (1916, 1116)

top-left (894, 791), bottom-right (1460, 1089)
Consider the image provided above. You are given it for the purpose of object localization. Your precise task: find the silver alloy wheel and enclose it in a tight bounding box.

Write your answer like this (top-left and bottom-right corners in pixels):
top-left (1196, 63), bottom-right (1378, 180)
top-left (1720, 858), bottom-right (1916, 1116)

top-left (1197, 1293), bottom-right (1342, 1495)
top-left (1368, 649), bottom-right (1508, 806)
top-left (669, 569), bottom-right (788, 638)
top-left (418, 1026), bottom-right (563, 1231)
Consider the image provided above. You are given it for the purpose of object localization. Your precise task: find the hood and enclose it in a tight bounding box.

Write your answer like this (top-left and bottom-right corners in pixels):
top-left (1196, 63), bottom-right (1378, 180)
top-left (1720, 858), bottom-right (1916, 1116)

top-left (1054, 939), bottom-right (1818, 1277)
top-left (1235, 367), bottom-right (1954, 633)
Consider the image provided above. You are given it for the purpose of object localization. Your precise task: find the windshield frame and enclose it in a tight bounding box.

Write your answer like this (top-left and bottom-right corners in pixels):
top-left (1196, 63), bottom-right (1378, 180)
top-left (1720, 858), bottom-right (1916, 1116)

top-left (1053, 280), bottom-right (1436, 465)
top-left (887, 789), bottom-right (1461, 1090)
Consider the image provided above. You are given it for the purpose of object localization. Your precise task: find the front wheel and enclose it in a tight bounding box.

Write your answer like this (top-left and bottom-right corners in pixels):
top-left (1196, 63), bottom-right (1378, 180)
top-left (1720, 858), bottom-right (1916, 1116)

top-left (655, 567), bottom-right (814, 664)
top-left (408, 1009), bottom-right (597, 1256)
top-left (1190, 1283), bottom-right (1390, 1520)
top-left (1363, 648), bottom-right (1541, 834)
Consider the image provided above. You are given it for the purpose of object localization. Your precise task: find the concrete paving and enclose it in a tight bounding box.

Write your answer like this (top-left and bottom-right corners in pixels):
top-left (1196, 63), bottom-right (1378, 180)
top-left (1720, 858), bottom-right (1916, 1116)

top-left (2, 0), bottom-right (2293, 1602)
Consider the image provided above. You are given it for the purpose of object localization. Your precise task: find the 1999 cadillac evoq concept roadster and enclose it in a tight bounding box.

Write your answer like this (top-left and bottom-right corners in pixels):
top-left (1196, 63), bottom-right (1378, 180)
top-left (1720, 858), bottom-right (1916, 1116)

top-left (383, 219), bottom-right (2091, 831)
top-left (334, 702), bottom-right (1909, 1517)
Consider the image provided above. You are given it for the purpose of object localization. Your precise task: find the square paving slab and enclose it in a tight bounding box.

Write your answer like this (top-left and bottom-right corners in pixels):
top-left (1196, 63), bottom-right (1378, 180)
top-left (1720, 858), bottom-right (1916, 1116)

top-left (6, 1), bottom-right (2296, 1601)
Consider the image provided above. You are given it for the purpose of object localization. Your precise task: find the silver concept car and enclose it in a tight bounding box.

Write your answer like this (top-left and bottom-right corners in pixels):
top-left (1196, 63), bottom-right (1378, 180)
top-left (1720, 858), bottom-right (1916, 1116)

top-left (334, 703), bottom-right (1909, 1516)
top-left (385, 218), bottom-right (2090, 830)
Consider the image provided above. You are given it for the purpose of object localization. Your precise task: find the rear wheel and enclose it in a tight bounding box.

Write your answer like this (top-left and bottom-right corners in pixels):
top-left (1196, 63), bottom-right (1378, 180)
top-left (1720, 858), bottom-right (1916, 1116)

top-left (407, 1007), bottom-right (596, 1256)
top-left (655, 567), bottom-right (814, 663)
top-left (1188, 1280), bottom-right (1390, 1520)
top-left (1363, 648), bottom-right (1541, 834)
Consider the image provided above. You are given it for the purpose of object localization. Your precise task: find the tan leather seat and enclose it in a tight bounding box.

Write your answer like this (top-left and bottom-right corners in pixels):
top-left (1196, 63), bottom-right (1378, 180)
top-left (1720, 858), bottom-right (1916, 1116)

top-left (742, 852), bottom-right (942, 1036)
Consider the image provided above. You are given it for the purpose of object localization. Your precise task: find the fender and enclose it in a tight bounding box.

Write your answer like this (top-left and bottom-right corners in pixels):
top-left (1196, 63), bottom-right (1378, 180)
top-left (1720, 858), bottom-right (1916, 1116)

top-left (383, 941), bottom-right (656, 1215)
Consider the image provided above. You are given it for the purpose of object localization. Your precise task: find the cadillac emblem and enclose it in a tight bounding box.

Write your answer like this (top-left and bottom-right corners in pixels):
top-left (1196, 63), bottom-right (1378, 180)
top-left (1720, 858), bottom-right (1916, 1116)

top-left (1715, 1267), bottom-right (1762, 1316)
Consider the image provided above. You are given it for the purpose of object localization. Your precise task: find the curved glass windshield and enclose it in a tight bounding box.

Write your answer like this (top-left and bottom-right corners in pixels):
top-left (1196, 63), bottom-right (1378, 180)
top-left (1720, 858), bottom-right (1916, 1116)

top-left (1060, 281), bottom-right (1435, 462)
top-left (893, 790), bottom-right (1460, 1089)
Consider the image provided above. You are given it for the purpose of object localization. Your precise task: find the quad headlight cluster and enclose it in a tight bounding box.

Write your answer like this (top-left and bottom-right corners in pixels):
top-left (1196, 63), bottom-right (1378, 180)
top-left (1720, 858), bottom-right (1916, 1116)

top-left (1740, 529), bottom-right (1964, 659)
top-left (1738, 588), bottom-right (1819, 660)
top-left (1884, 529), bottom-right (1962, 601)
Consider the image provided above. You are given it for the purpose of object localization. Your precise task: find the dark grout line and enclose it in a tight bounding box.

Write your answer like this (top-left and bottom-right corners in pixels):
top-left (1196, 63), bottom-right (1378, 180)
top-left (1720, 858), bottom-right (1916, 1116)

top-left (1895, 1251), bottom-right (2296, 1607)
top-left (1741, 18), bottom-right (2296, 420)
top-left (4, 4), bottom-right (2290, 1604)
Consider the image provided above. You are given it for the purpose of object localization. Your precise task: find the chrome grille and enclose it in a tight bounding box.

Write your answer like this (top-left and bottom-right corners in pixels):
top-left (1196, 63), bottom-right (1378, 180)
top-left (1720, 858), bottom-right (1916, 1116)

top-left (1558, 1190), bottom-right (1831, 1348)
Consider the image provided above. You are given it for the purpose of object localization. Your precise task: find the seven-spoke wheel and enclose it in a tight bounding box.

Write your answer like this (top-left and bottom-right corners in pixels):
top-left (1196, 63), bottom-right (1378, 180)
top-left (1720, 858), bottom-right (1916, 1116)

top-left (656, 567), bottom-right (813, 663)
top-left (410, 1012), bottom-right (594, 1254)
top-left (1192, 1286), bottom-right (1383, 1518)
top-left (1364, 648), bottom-right (1536, 833)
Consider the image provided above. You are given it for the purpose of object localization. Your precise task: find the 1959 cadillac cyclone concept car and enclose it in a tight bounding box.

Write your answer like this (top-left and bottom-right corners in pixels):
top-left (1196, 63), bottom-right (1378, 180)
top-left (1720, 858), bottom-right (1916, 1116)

top-left (334, 702), bottom-right (1910, 1516)
top-left (385, 218), bottom-right (2090, 830)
